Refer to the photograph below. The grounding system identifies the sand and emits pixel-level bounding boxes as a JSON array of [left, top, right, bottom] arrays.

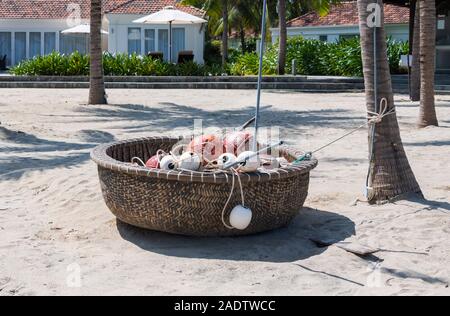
[[0, 89, 449, 296]]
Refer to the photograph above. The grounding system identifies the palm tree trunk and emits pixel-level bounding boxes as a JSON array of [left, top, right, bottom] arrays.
[[357, 0, 422, 203], [222, 0, 229, 65], [410, 1, 421, 101], [88, 0, 107, 105], [418, 0, 438, 128], [278, 0, 287, 75], [240, 24, 246, 53]]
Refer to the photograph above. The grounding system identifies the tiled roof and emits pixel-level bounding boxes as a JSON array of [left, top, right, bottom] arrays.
[[0, 0, 204, 19], [0, 0, 90, 19], [287, 1, 409, 28], [105, 0, 205, 16]]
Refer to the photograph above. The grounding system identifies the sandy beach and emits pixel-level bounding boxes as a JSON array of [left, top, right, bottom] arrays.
[[0, 88, 449, 296]]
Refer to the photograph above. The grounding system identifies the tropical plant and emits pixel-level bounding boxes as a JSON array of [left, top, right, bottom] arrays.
[[357, 0, 422, 203], [10, 52, 228, 77], [181, 0, 343, 62], [386, 38, 409, 74], [204, 40, 223, 64], [181, 0, 231, 64], [10, 37, 408, 78], [226, 36, 407, 77], [230, 52, 276, 75], [10, 51, 89, 76]]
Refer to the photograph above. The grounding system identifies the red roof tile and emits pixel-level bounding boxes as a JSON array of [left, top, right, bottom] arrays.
[[287, 1, 409, 28], [0, 0, 90, 19], [0, 0, 204, 19], [105, 0, 205, 17]]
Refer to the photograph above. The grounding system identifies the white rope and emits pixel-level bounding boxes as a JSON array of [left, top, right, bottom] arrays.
[[221, 168, 245, 230], [365, 98, 396, 193], [294, 98, 395, 164], [235, 169, 245, 207], [131, 157, 146, 167], [367, 98, 396, 124]]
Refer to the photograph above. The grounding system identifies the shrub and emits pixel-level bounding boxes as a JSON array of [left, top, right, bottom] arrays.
[[204, 40, 222, 65], [11, 51, 89, 76], [325, 37, 363, 77], [229, 52, 277, 76], [10, 37, 408, 77], [242, 37, 257, 53], [229, 36, 408, 77], [283, 37, 329, 75], [387, 38, 409, 74], [10, 52, 226, 77]]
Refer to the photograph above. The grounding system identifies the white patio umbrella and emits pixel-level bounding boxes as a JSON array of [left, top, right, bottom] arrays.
[[61, 24, 108, 55], [61, 24, 109, 35], [133, 6, 207, 62]]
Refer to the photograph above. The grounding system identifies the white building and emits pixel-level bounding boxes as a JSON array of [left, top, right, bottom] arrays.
[[271, 2, 409, 44], [0, 0, 206, 68], [271, 1, 450, 72]]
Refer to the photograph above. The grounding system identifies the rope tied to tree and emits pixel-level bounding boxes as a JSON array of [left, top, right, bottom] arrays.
[[293, 98, 396, 164], [367, 98, 396, 124]]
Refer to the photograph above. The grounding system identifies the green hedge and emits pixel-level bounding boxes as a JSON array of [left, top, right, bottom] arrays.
[[229, 36, 409, 77], [10, 51, 90, 76], [10, 52, 225, 76], [10, 37, 408, 77]]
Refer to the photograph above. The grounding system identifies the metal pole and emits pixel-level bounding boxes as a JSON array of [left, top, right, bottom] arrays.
[[366, 0, 379, 198], [252, 0, 268, 151], [169, 21, 173, 63]]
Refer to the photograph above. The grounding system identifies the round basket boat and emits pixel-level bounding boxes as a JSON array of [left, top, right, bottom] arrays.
[[91, 137, 318, 237]]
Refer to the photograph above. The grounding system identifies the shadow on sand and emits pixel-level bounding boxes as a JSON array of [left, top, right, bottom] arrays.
[[116, 207, 356, 263], [404, 140, 450, 147], [76, 102, 365, 135], [0, 126, 116, 180], [411, 197, 450, 212]]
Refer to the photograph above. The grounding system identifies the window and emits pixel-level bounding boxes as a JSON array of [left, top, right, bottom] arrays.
[[29, 32, 42, 58], [145, 29, 156, 54], [44, 32, 56, 55], [0, 32, 12, 66], [128, 28, 141, 54], [172, 28, 185, 62], [158, 29, 169, 61], [319, 35, 328, 42], [14, 32, 26, 64], [436, 14, 450, 45], [60, 33, 88, 55]]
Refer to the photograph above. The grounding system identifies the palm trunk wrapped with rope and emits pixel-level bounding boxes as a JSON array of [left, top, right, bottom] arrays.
[[357, 0, 422, 203]]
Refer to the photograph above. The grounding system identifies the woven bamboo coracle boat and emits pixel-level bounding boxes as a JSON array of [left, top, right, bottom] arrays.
[[91, 136, 318, 237]]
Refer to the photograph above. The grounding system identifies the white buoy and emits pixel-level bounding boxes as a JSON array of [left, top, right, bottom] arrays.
[[178, 152, 201, 171], [217, 153, 237, 169], [160, 155, 177, 171], [229, 205, 252, 230], [237, 151, 260, 172]]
